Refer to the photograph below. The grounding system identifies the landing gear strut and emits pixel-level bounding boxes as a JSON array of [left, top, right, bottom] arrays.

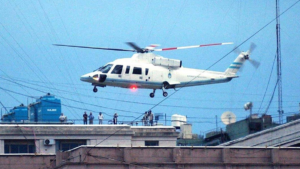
[[93, 86, 98, 93], [150, 89, 155, 98], [162, 83, 168, 97]]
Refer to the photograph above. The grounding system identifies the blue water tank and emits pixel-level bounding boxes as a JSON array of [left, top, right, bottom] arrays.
[[2, 113, 14, 122], [13, 106, 28, 121], [2, 105, 28, 122], [29, 103, 38, 122], [29, 94, 61, 122]]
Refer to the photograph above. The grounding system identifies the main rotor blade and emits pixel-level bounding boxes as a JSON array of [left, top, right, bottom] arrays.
[[53, 44, 136, 52], [126, 42, 144, 53], [152, 42, 233, 51]]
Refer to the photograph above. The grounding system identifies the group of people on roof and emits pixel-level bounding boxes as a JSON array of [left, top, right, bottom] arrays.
[[142, 110, 154, 126], [83, 112, 104, 125], [61, 110, 154, 126]]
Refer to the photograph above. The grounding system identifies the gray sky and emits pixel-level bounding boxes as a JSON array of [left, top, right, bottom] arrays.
[[0, 0, 300, 134]]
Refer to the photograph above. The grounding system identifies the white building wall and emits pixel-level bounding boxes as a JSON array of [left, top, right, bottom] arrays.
[[0, 125, 178, 154], [38, 139, 56, 154], [0, 140, 4, 153]]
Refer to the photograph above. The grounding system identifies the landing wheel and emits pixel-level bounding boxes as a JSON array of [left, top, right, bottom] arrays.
[[150, 93, 155, 98], [93, 86, 98, 93], [163, 92, 168, 97]]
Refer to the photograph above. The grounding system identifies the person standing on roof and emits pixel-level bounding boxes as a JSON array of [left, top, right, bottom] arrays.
[[98, 112, 103, 125], [113, 113, 118, 125], [143, 112, 148, 126], [59, 113, 67, 123], [148, 110, 154, 126], [83, 112, 88, 125], [89, 112, 94, 125]]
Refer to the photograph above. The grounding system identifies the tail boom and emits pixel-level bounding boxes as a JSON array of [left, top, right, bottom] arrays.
[[225, 53, 247, 75]]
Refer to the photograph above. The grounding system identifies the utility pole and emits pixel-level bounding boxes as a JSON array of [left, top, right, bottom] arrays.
[[276, 0, 284, 124]]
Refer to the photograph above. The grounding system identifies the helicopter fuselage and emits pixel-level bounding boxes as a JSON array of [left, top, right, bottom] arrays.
[[80, 53, 242, 97]]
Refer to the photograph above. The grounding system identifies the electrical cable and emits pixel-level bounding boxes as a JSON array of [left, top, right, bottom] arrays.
[[263, 80, 278, 114], [257, 54, 277, 114], [4, 76, 296, 112]]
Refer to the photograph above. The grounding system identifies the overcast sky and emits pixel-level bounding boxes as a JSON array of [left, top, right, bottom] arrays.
[[0, 0, 300, 134]]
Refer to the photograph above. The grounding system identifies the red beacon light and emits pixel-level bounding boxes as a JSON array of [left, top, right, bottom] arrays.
[[130, 85, 137, 91]]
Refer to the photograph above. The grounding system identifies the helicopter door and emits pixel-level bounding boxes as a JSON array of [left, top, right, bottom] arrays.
[[124, 66, 130, 78], [131, 67, 143, 84], [110, 65, 124, 86]]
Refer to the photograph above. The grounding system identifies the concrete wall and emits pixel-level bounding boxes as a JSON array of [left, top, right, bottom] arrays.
[[0, 154, 55, 169], [55, 146, 300, 169], [226, 119, 249, 140], [1, 146, 300, 169]]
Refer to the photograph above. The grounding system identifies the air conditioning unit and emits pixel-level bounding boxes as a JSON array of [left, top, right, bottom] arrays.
[[44, 139, 55, 146]]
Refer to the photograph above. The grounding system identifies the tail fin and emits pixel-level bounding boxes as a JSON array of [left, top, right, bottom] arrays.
[[225, 52, 248, 75]]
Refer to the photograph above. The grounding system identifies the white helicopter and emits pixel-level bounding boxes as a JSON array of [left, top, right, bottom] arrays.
[[54, 42, 259, 98]]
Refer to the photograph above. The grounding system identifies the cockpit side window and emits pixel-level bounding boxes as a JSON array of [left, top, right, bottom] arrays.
[[133, 67, 142, 75], [145, 68, 149, 75], [100, 64, 113, 73], [111, 65, 123, 74]]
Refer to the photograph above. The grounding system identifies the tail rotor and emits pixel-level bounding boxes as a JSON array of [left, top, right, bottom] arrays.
[[225, 43, 260, 75], [236, 43, 260, 71]]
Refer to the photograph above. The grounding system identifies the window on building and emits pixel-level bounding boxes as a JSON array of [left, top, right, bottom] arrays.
[[133, 67, 142, 75], [4, 140, 35, 154], [145, 68, 149, 75], [145, 141, 159, 146], [111, 65, 123, 74], [125, 66, 130, 74], [58, 140, 86, 152]]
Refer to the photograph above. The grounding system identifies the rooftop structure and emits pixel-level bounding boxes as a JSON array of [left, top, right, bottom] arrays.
[[0, 125, 178, 154], [221, 119, 300, 147]]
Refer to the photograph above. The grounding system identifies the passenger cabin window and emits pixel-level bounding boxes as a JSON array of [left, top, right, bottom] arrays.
[[133, 67, 142, 75], [145, 68, 149, 75], [111, 65, 123, 74], [125, 66, 130, 74], [100, 64, 113, 73]]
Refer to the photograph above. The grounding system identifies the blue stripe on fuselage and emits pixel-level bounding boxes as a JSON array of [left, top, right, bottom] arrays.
[[100, 77, 233, 89]]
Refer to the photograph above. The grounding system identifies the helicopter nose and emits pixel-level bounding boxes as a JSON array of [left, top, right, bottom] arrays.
[[80, 74, 93, 82]]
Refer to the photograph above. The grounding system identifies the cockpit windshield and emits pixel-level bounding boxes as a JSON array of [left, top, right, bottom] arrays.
[[95, 64, 113, 73]]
